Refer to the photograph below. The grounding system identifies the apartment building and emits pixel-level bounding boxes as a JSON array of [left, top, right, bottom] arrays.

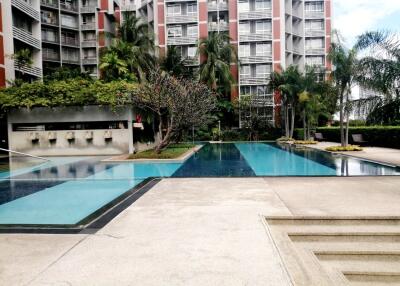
[[0, 0, 121, 86], [136, 0, 331, 124]]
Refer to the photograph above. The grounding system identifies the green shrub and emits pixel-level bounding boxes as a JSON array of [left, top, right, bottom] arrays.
[[326, 145, 363, 152], [293, 140, 317, 145]]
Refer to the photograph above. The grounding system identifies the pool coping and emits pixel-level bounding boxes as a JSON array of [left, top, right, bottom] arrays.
[[0, 177, 161, 234]]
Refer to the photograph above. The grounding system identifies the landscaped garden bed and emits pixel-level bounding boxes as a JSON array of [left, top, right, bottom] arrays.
[[128, 143, 197, 160]]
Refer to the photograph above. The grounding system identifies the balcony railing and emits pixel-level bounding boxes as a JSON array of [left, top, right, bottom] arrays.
[[167, 36, 198, 45], [42, 36, 59, 44], [62, 56, 80, 64], [239, 55, 272, 64], [184, 56, 199, 66], [241, 94, 274, 106], [305, 29, 325, 37], [121, 4, 136, 11], [239, 9, 272, 20], [208, 22, 229, 31], [41, 18, 59, 26], [80, 5, 97, 13], [40, 0, 58, 8], [62, 38, 79, 47], [240, 76, 270, 85], [305, 47, 325, 55], [82, 58, 97, 65], [14, 62, 42, 78], [239, 32, 272, 42], [166, 14, 197, 24], [11, 0, 40, 21], [12, 26, 41, 49], [60, 3, 78, 12], [304, 11, 325, 19], [42, 51, 60, 61], [81, 40, 97, 48], [207, 2, 228, 11], [81, 22, 96, 30]]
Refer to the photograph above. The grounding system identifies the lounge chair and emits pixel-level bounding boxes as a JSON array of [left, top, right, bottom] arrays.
[[352, 134, 368, 146], [314, 132, 326, 141]]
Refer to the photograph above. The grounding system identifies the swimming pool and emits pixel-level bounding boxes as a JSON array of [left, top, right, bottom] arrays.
[[1, 143, 399, 227]]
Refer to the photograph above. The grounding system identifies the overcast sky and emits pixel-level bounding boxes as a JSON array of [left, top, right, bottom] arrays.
[[333, 0, 400, 46]]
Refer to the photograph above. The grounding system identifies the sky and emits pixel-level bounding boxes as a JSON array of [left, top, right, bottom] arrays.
[[333, 0, 400, 46]]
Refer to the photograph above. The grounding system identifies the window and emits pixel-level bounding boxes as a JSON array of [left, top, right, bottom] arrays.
[[305, 56, 324, 66], [82, 15, 95, 24], [61, 14, 78, 28], [168, 25, 182, 37], [255, 20, 271, 33], [41, 11, 58, 25], [256, 64, 271, 77], [62, 47, 79, 62], [305, 20, 324, 30], [187, 25, 197, 36], [42, 29, 58, 42], [83, 32, 96, 41], [240, 65, 251, 78], [305, 1, 324, 12], [305, 38, 324, 49], [61, 31, 78, 45], [256, 86, 269, 96], [187, 3, 197, 14], [187, 46, 197, 57], [255, 0, 271, 10], [84, 48, 96, 58], [238, 0, 249, 12], [239, 44, 250, 57], [167, 4, 181, 16], [256, 43, 271, 56], [239, 22, 250, 34]]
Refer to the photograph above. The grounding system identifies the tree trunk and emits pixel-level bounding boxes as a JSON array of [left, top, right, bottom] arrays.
[[345, 112, 350, 147], [339, 90, 345, 147], [290, 107, 295, 139], [158, 114, 163, 142], [303, 110, 307, 141], [155, 116, 174, 154], [284, 105, 290, 138]]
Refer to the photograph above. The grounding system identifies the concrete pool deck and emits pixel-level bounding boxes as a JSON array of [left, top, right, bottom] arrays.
[[1, 177, 400, 285]]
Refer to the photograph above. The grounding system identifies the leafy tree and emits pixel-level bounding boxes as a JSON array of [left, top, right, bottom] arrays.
[[43, 66, 92, 82], [99, 51, 131, 82], [160, 46, 193, 78], [198, 32, 237, 94]]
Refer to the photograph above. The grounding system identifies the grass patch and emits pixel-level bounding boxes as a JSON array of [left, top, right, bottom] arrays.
[[293, 140, 318, 145], [128, 143, 196, 159], [325, 145, 363, 152]]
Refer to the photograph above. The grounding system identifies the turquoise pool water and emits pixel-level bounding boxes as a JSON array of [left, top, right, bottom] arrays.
[[1, 143, 399, 226]]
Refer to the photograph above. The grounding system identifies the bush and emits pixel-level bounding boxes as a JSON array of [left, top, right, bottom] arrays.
[[312, 126, 400, 149], [293, 140, 317, 145], [221, 128, 282, 141], [326, 145, 363, 152]]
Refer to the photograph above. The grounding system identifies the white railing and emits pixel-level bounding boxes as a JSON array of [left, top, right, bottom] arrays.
[[11, 0, 40, 21], [14, 62, 42, 78], [62, 56, 80, 64], [305, 47, 325, 55], [207, 2, 228, 11], [80, 5, 97, 13], [42, 51, 60, 61], [239, 55, 272, 64], [60, 3, 78, 11], [40, 0, 58, 8], [239, 9, 272, 20], [166, 14, 197, 24], [167, 36, 198, 45], [304, 11, 325, 19], [239, 32, 272, 42], [121, 4, 135, 11], [241, 95, 274, 106], [305, 29, 325, 37], [208, 22, 229, 31], [81, 40, 97, 47], [240, 76, 270, 85], [12, 26, 41, 49], [81, 22, 96, 30], [62, 39, 79, 47], [82, 58, 97, 65]]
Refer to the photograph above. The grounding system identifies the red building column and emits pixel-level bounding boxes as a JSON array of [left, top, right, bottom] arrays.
[[0, 1, 5, 87], [325, 0, 332, 71], [157, 0, 166, 57], [229, 0, 238, 101], [272, 0, 281, 126]]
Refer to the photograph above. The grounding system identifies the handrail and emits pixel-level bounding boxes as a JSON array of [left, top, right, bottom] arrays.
[[0, 148, 51, 162]]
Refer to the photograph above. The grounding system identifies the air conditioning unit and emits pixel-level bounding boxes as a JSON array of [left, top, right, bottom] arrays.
[[104, 130, 112, 139]]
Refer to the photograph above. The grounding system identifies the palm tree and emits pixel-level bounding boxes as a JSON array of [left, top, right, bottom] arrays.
[[198, 32, 237, 94], [11, 48, 33, 77], [99, 51, 130, 81], [160, 46, 192, 78]]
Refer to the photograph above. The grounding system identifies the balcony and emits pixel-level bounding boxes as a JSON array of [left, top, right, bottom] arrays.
[[81, 40, 97, 48], [241, 94, 274, 106], [208, 22, 229, 32], [121, 4, 135, 11], [240, 76, 270, 85], [62, 56, 80, 64], [42, 36, 59, 44], [14, 62, 42, 78], [80, 5, 97, 13], [184, 56, 199, 66], [81, 22, 96, 30], [42, 51, 60, 61], [13, 26, 41, 49], [60, 3, 78, 12], [82, 57, 97, 65], [207, 2, 228, 11], [166, 14, 197, 24], [304, 11, 325, 19], [305, 47, 325, 55], [11, 0, 40, 21], [239, 9, 272, 20], [239, 55, 272, 64], [239, 32, 272, 42], [62, 38, 79, 47], [40, 0, 58, 9], [305, 29, 325, 37], [167, 36, 198, 45]]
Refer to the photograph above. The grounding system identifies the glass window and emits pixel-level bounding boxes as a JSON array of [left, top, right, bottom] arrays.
[[255, 0, 271, 10], [41, 11, 58, 25], [238, 0, 249, 12], [187, 3, 197, 14], [167, 4, 181, 15], [255, 20, 271, 33], [239, 22, 250, 34], [305, 38, 324, 49], [61, 15, 78, 28], [239, 44, 250, 57], [256, 43, 271, 55], [187, 25, 197, 36], [240, 65, 251, 77], [305, 1, 324, 12], [187, 46, 197, 57], [256, 64, 270, 77], [305, 20, 324, 30], [305, 56, 324, 66], [168, 25, 182, 37]]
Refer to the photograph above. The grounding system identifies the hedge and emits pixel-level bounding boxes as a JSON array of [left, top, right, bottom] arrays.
[[295, 126, 400, 149]]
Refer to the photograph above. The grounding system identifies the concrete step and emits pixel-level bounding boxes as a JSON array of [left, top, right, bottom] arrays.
[[345, 272, 400, 286]]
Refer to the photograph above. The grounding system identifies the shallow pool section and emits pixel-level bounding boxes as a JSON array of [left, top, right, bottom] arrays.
[[0, 143, 399, 226]]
